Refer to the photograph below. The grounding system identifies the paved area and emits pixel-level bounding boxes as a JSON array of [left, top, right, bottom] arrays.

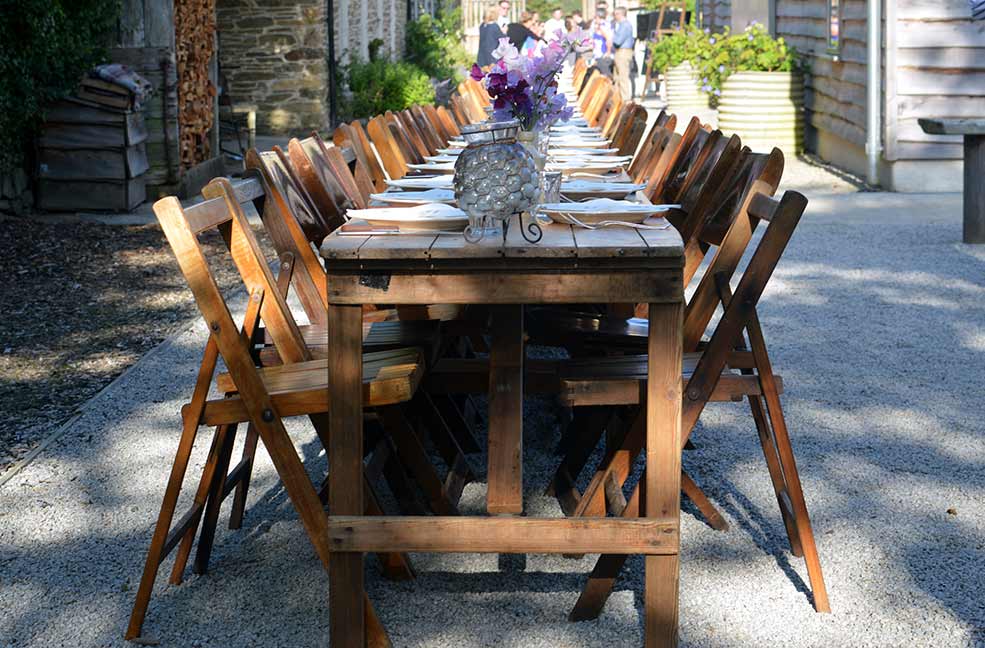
[[3, 167, 985, 646]]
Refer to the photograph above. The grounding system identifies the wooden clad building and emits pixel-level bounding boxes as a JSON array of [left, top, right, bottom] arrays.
[[702, 0, 985, 191]]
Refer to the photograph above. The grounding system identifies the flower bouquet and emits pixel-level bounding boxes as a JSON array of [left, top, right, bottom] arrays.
[[470, 31, 589, 133]]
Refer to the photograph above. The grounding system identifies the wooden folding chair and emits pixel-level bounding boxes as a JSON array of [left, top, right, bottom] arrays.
[[558, 190, 830, 619], [435, 105, 462, 139], [242, 150, 479, 492], [333, 120, 388, 192], [611, 104, 649, 157], [448, 94, 472, 126], [287, 134, 370, 211], [366, 115, 410, 181], [629, 109, 678, 182], [125, 178, 429, 643]]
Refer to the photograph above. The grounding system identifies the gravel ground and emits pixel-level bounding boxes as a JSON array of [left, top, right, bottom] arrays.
[[0, 215, 268, 477], [2, 175, 985, 646]]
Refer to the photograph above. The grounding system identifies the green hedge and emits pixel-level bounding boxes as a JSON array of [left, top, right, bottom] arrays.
[[0, 0, 120, 173], [342, 56, 436, 120], [404, 8, 470, 83]]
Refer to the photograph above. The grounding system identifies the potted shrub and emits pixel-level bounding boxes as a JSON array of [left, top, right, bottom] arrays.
[[649, 28, 708, 116], [697, 23, 804, 153]]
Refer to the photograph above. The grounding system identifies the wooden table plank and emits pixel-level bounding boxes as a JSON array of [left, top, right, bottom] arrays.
[[504, 219, 578, 258], [357, 234, 439, 260], [918, 118, 985, 135], [572, 226, 651, 258], [321, 235, 369, 259]]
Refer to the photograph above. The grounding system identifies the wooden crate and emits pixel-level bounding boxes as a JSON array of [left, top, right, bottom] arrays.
[[38, 97, 149, 211]]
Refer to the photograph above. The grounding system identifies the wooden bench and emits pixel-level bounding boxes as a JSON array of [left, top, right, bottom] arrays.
[[918, 118, 985, 243]]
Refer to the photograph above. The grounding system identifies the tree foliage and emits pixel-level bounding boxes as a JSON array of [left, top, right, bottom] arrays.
[[0, 0, 120, 172], [404, 7, 471, 83]]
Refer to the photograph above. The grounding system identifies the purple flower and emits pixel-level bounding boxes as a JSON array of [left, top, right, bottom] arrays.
[[703, 28, 710, 34], [747, 34, 754, 41], [470, 63, 484, 81], [713, 89, 721, 96], [718, 65, 725, 73], [709, 37, 716, 45]]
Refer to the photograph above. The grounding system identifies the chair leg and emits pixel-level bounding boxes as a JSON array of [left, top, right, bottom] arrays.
[[545, 406, 610, 500], [680, 470, 729, 531], [168, 423, 235, 585], [125, 411, 202, 640], [748, 395, 802, 556], [760, 388, 830, 613], [194, 422, 239, 575], [569, 480, 643, 622], [380, 406, 459, 516], [228, 422, 259, 530]]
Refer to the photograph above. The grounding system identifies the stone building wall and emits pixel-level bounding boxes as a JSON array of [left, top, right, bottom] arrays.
[[217, 0, 329, 135], [334, 0, 407, 63]]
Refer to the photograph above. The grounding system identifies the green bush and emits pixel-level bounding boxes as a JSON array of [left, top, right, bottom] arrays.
[[0, 0, 120, 173], [404, 8, 470, 82], [342, 58, 436, 120], [693, 23, 800, 103]]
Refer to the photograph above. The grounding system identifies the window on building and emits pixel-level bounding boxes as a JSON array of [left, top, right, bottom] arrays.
[[827, 0, 842, 55]]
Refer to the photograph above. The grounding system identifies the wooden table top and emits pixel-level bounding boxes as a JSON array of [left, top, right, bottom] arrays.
[[918, 118, 985, 136], [320, 217, 683, 269]]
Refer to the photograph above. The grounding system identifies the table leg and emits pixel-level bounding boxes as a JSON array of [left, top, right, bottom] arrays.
[[963, 134, 985, 244], [645, 302, 682, 648], [487, 304, 524, 515], [328, 304, 365, 648]]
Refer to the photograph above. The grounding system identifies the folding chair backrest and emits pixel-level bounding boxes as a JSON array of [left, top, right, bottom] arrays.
[[647, 116, 713, 201], [333, 121, 388, 192], [395, 110, 433, 159], [613, 105, 649, 157], [449, 94, 471, 126], [682, 147, 784, 348], [285, 137, 354, 222], [630, 110, 678, 182], [596, 90, 623, 134], [435, 105, 461, 138], [240, 150, 329, 324], [156, 179, 310, 372], [385, 111, 425, 164], [410, 105, 443, 153], [682, 190, 807, 435], [366, 115, 409, 180], [290, 135, 369, 211]]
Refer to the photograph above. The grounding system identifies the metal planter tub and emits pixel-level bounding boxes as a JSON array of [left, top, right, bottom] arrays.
[[718, 71, 804, 154], [665, 62, 709, 115]]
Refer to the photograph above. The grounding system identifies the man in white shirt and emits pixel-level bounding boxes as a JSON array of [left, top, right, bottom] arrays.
[[497, 0, 511, 32], [543, 7, 565, 41]]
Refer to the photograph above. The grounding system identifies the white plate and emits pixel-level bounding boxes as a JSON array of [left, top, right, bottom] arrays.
[[436, 147, 464, 155], [407, 162, 456, 174], [559, 180, 647, 199], [385, 176, 454, 191], [549, 154, 633, 165], [537, 199, 678, 225], [346, 203, 468, 232], [548, 160, 628, 174], [424, 154, 460, 163], [549, 147, 620, 156], [548, 138, 611, 149], [369, 188, 456, 206]]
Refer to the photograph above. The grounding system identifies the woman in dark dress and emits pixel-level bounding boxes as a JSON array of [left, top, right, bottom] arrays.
[[506, 11, 539, 51], [477, 6, 504, 68]]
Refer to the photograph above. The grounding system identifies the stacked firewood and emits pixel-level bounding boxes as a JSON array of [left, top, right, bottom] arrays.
[[174, 0, 217, 169]]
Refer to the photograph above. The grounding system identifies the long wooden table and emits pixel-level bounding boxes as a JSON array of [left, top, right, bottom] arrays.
[[320, 217, 685, 646]]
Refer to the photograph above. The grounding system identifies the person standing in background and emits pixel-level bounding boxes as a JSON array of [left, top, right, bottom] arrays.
[[591, 7, 613, 78], [507, 11, 540, 52], [571, 9, 585, 30], [477, 5, 504, 68], [544, 7, 565, 41], [611, 6, 635, 100], [497, 0, 511, 32]]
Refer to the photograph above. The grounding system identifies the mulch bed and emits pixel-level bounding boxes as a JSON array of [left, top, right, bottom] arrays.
[[0, 215, 262, 475]]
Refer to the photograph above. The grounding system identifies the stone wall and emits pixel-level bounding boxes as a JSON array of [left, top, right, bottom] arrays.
[[217, 0, 329, 135], [334, 0, 407, 63]]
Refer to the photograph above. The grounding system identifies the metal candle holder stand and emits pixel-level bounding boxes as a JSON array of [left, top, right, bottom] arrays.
[[463, 211, 543, 245]]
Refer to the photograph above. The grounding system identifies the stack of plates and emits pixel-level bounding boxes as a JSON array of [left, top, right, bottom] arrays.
[[369, 188, 456, 206], [345, 203, 468, 232], [537, 199, 678, 226]]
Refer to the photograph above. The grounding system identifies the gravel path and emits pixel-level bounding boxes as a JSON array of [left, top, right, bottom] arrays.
[[2, 179, 985, 646]]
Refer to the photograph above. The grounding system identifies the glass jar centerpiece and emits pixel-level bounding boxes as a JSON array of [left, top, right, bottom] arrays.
[[466, 31, 591, 234], [454, 120, 539, 242]]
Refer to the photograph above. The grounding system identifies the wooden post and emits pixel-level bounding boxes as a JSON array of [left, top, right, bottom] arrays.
[[328, 304, 365, 648], [964, 134, 985, 244], [644, 302, 682, 648], [486, 305, 524, 515]]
